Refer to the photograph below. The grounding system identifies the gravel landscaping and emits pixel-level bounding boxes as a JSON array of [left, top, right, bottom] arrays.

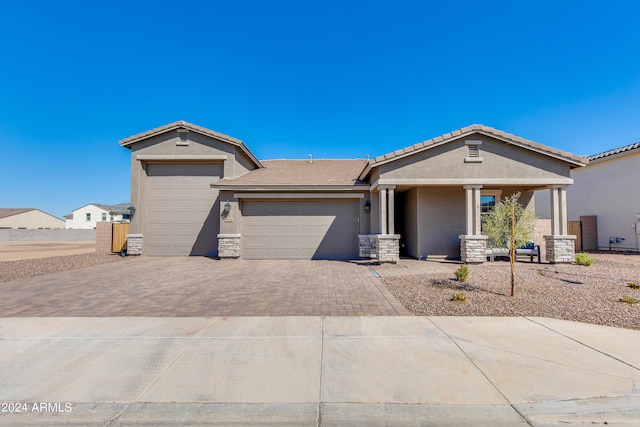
[[378, 253, 640, 330], [0, 253, 128, 283]]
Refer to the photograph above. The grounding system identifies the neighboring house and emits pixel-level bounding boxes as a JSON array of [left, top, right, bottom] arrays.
[[120, 121, 586, 262], [0, 208, 64, 229], [536, 142, 639, 252], [65, 203, 132, 229]]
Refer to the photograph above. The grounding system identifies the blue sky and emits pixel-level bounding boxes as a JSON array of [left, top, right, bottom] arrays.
[[2, 1, 639, 219]]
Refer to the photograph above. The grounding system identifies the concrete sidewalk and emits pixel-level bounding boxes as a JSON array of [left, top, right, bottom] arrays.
[[1, 316, 640, 426]]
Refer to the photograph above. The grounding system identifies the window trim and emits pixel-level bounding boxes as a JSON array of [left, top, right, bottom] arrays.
[[480, 190, 502, 215]]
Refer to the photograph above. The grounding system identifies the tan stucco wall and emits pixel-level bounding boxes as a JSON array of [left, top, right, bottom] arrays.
[[566, 151, 640, 251], [370, 190, 380, 234], [219, 191, 239, 235], [0, 210, 64, 229], [379, 135, 571, 182], [402, 188, 419, 257], [397, 187, 536, 259], [414, 187, 466, 258]]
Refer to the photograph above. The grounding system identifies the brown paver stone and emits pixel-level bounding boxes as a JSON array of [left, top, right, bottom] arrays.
[[0, 258, 410, 316]]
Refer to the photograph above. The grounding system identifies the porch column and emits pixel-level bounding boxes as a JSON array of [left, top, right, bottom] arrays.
[[388, 187, 395, 235], [464, 185, 483, 235], [376, 185, 399, 263], [379, 186, 387, 234], [460, 185, 486, 264], [545, 185, 575, 263], [378, 185, 396, 235]]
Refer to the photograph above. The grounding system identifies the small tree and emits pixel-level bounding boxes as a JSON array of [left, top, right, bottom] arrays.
[[481, 192, 537, 296]]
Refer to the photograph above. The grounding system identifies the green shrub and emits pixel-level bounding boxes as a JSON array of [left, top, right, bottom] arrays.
[[627, 282, 639, 289], [619, 295, 638, 304], [450, 292, 467, 302], [575, 253, 595, 266], [454, 264, 469, 282]]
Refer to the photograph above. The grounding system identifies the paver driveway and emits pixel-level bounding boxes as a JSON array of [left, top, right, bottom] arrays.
[[0, 257, 409, 316]]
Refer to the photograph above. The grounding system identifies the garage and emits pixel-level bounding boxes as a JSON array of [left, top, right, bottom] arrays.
[[241, 200, 359, 259], [146, 163, 222, 256]]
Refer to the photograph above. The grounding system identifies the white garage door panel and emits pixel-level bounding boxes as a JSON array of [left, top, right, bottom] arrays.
[[242, 200, 358, 260], [146, 163, 221, 256]]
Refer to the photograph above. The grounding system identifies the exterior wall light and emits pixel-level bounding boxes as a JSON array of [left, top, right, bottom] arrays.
[[127, 205, 136, 218], [364, 200, 371, 213], [222, 202, 232, 216]]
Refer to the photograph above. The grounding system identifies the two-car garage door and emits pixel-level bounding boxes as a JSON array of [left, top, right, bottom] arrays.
[[241, 200, 359, 259]]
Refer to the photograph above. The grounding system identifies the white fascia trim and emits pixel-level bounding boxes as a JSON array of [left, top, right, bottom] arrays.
[[377, 178, 574, 185], [215, 185, 369, 191], [234, 193, 365, 199], [474, 131, 587, 167], [358, 163, 373, 181], [137, 155, 228, 161]]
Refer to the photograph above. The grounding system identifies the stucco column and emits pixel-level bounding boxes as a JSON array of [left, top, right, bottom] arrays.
[[388, 187, 395, 235], [545, 185, 575, 263], [465, 186, 473, 235], [464, 185, 483, 235], [559, 186, 568, 235], [550, 185, 560, 235], [549, 185, 569, 235], [473, 186, 482, 235], [379, 186, 387, 235]]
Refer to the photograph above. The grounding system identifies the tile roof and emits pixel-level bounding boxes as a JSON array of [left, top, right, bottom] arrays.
[[0, 208, 35, 220], [588, 142, 640, 161], [370, 124, 588, 167], [213, 159, 369, 188], [119, 121, 263, 168]]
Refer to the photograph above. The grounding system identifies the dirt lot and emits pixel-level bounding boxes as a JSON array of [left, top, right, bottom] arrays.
[[0, 241, 96, 261]]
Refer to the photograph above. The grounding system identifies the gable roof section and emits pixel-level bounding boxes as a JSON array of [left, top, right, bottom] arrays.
[[0, 208, 35, 220], [212, 159, 369, 190], [588, 141, 640, 162], [70, 203, 132, 215], [360, 124, 588, 180], [119, 121, 263, 168]]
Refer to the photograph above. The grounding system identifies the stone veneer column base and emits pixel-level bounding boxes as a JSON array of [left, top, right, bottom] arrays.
[[126, 234, 143, 255], [459, 235, 487, 264], [217, 234, 241, 259], [375, 234, 400, 263], [358, 234, 377, 260], [544, 235, 576, 264]]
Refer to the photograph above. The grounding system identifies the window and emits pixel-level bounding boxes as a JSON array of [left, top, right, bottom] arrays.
[[86, 213, 91, 221], [481, 195, 496, 214], [480, 190, 502, 232], [110, 214, 114, 221], [481, 190, 502, 215], [102, 213, 107, 221]]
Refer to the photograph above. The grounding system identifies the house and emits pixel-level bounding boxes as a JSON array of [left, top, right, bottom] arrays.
[[537, 142, 639, 252], [120, 121, 587, 263], [65, 203, 132, 229], [0, 208, 64, 229]]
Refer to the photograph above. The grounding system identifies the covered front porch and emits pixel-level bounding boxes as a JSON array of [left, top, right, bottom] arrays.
[[362, 183, 576, 264]]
